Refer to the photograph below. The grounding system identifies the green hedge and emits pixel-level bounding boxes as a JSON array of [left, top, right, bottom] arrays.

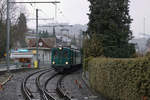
[[88, 57, 150, 100], [83, 57, 93, 71]]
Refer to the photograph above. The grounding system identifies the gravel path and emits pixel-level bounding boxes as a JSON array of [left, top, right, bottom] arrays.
[[63, 70, 106, 100], [0, 73, 10, 84], [0, 69, 38, 100]]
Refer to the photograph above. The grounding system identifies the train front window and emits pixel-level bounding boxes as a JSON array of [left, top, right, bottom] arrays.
[[53, 50, 58, 58], [63, 50, 68, 58]]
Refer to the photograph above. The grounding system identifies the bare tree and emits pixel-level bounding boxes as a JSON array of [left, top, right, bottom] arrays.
[[0, 0, 18, 58], [0, 0, 7, 22], [0, 0, 18, 23]]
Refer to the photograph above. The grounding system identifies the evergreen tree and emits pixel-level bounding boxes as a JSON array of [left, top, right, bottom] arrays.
[[39, 30, 50, 38], [14, 13, 27, 47], [84, 34, 104, 57], [146, 38, 150, 49], [87, 0, 135, 58]]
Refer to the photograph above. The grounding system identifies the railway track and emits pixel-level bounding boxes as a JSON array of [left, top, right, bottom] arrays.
[[56, 68, 82, 100], [37, 70, 59, 100], [22, 68, 79, 100], [43, 73, 71, 100], [56, 74, 71, 100], [21, 69, 53, 100]]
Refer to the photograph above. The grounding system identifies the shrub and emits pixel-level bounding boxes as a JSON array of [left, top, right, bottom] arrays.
[[88, 57, 150, 100], [145, 52, 150, 57], [83, 34, 104, 58], [83, 57, 93, 71]]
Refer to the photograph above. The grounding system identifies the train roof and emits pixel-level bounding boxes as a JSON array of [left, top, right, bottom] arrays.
[[52, 46, 80, 52]]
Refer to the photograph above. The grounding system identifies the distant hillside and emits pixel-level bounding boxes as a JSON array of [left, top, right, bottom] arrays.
[[38, 23, 88, 37], [130, 37, 148, 53]]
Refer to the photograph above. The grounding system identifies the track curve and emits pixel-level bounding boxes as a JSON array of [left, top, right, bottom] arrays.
[[21, 69, 52, 100]]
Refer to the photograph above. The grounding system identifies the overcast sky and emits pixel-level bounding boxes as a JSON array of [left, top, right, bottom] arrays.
[[130, 0, 150, 37], [17, 0, 90, 27], [16, 0, 150, 38]]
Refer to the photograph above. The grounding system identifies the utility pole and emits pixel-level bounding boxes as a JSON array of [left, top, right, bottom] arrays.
[[6, 1, 60, 69], [53, 26, 56, 37], [80, 30, 83, 49], [51, 3, 58, 21], [6, 0, 10, 72], [55, 4, 57, 21], [36, 9, 39, 68], [144, 17, 146, 34]]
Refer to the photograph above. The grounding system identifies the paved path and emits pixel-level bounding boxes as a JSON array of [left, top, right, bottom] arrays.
[[0, 64, 17, 72], [0, 69, 36, 100], [63, 70, 106, 100]]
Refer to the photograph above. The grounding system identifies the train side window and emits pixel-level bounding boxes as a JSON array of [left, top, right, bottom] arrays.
[[76, 52, 80, 57]]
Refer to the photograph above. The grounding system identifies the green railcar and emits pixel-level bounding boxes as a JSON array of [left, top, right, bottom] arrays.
[[51, 47, 81, 72]]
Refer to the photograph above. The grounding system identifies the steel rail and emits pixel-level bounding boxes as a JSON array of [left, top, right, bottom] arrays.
[[43, 73, 59, 100], [36, 70, 56, 100], [56, 68, 81, 100], [56, 74, 71, 100], [21, 69, 52, 100]]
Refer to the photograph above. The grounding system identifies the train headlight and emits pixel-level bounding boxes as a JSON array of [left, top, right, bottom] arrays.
[[52, 61, 55, 64], [59, 47, 62, 50], [65, 62, 69, 64]]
